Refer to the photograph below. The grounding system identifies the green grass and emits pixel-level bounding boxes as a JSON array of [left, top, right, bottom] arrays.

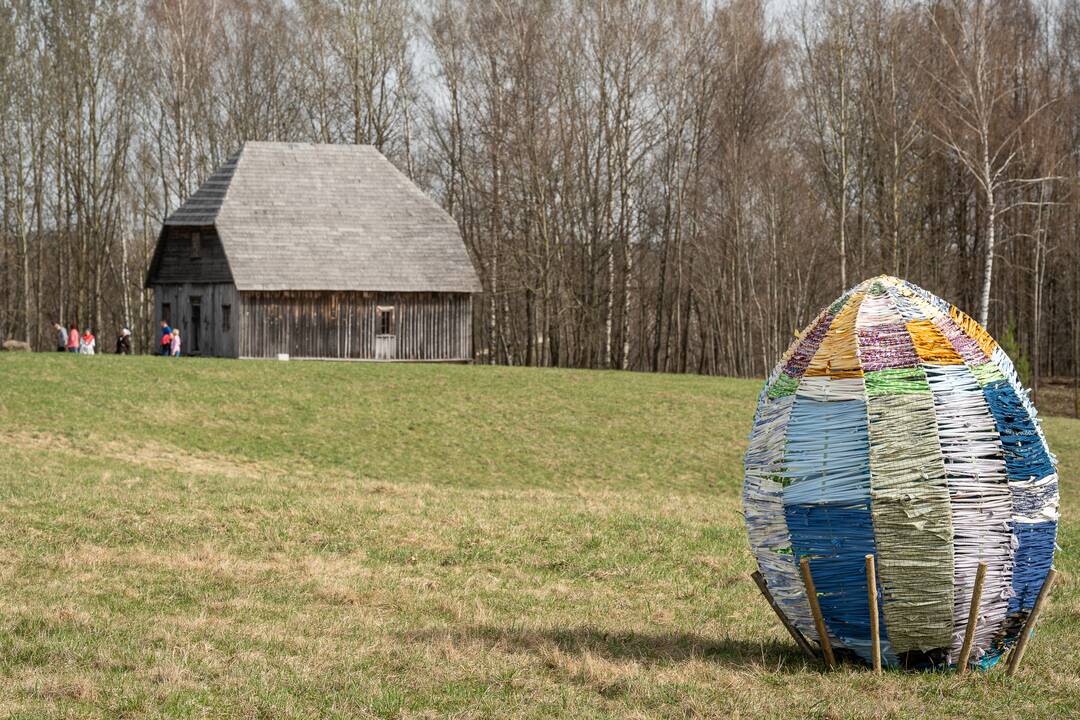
[[0, 353, 1077, 719]]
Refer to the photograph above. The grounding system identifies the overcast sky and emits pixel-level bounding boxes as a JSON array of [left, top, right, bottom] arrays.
[[766, 0, 801, 27]]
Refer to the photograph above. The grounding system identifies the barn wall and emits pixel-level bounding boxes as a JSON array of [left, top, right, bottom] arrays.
[[237, 291, 472, 361], [152, 283, 239, 358], [148, 226, 233, 285]]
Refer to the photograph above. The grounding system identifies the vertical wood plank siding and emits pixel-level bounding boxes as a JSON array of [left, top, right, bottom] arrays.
[[151, 282, 239, 357], [237, 291, 472, 361]]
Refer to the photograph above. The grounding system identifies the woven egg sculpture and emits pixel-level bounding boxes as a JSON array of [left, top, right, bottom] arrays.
[[744, 276, 1058, 670]]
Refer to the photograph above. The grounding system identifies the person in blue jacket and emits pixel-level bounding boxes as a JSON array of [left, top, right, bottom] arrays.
[[159, 320, 173, 356]]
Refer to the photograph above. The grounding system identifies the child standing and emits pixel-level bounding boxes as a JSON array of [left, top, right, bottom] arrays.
[[79, 328, 96, 355], [67, 324, 79, 353], [170, 328, 181, 357]]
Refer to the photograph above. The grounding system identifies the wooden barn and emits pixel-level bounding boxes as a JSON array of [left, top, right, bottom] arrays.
[[146, 142, 480, 360]]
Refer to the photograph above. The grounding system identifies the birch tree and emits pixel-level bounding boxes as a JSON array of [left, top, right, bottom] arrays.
[[925, 0, 1058, 327]]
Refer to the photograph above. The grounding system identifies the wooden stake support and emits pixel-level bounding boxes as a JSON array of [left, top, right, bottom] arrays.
[[751, 570, 818, 661], [799, 556, 835, 668], [956, 562, 987, 675], [1006, 568, 1058, 677], [865, 554, 881, 674]]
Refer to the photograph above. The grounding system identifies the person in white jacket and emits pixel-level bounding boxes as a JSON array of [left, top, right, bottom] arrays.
[[78, 328, 96, 355]]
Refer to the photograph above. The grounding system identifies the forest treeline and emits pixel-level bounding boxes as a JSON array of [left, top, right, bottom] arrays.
[[1, 0, 1079, 395]]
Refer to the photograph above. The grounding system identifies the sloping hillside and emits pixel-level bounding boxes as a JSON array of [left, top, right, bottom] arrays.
[[0, 355, 1076, 719]]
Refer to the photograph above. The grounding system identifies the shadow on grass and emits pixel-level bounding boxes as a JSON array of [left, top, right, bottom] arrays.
[[402, 624, 814, 672]]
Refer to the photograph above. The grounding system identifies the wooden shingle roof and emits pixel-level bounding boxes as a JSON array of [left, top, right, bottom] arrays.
[[161, 142, 481, 293]]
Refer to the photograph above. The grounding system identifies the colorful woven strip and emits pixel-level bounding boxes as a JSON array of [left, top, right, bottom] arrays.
[[743, 275, 1058, 670]]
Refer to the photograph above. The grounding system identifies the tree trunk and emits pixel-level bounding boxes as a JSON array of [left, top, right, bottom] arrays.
[[978, 149, 995, 328]]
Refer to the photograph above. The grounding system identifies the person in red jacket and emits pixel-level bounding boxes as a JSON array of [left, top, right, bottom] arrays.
[[67, 324, 79, 353]]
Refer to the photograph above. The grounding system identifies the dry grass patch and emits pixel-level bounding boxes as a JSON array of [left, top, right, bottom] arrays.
[[0, 430, 270, 480]]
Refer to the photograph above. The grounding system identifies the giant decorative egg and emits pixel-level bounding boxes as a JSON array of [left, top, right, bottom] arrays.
[[743, 276, 1058, 669]]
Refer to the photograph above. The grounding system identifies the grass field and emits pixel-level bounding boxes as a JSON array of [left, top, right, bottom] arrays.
[[0, 354, 1077, 719]]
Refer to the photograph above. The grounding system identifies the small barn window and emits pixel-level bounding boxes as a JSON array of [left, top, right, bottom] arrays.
[[222, 304, 232, 332], [377, 305, 395, 335], [190, 231, 201, 259], [162, 302, 172, 323]]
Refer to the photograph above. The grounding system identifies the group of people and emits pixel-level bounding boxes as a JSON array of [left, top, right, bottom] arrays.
[[54, 323, 107, 355], [159, 321, 181, 357], [51, 323, 159, 355]]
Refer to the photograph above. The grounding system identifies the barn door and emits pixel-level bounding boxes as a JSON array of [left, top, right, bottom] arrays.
[[189, 296, 201, 354], [375, 305, 396, 360]]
